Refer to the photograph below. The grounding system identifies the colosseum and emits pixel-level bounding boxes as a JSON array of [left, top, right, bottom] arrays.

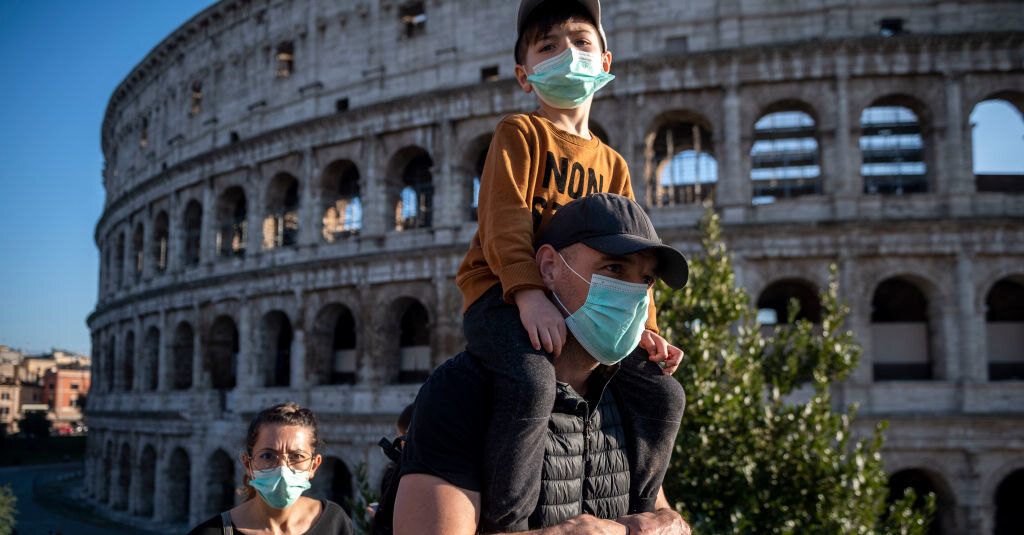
[[85, 0, 1023, 532]]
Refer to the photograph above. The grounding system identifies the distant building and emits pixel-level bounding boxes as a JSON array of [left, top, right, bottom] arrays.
[[0, 379, 19, 434], [44, 366, 90, 433], [0, 348, 90, 434]]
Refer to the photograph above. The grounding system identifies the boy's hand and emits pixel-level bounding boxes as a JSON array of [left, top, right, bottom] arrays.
[[514, 288, 567, 357], [639, 330, 684, 375]]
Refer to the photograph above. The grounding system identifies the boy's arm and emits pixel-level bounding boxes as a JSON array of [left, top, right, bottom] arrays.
[[477, 120, 547, 301]]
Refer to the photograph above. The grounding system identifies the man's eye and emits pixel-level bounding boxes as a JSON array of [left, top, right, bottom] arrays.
[[604, 264, 622, 274]]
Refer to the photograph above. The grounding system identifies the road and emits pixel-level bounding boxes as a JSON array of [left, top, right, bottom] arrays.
[[0, 462, 164, 535]]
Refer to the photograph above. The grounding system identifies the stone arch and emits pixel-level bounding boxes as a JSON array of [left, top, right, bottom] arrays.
[[204, 449, 236, 519], [113, 441, 131, 510], [105, 334, 116, 393], [308, 455, 354, 513], [204, 315, 238, 390], [137, 443, 156, 517], [115, 231, 126, 288], [132, 222, 144, 281], [644, 110, 717, 207], [122, 330, 135, 392], [215, 186, 248, 258], [888, 467, 955, 535], [870, 276, 934, 381], [461, 134, 492, 223], [750, 100, 822, 204], [859, 94, 930, 195], [152, 210, 169, 272], [263, 172, 300, 249], [994, 468, 1024, 535], [309, 303, 358, 385], [260, 310, 294, 387], [165, 447, 191, 522], [183, 199, 203, 266], [395, 297, 431, 384], [143, 326, 160, 391], [755, 278, 821, 326], [984, 276, 1024, 381], [970, 91, 1024, 193], [387, 146, 434, 230], [321, 159, 362, 241], [101, 438, 113, 503], [171, 321, 194, 390]]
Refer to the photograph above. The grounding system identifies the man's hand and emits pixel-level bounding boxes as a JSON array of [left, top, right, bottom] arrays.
[[515, 288, 567, 357], [616, 509, 691, 535], [639, 330, 684, 375], [545, 514, 628, 534]]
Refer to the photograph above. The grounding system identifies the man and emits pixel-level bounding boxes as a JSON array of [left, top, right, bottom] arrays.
[[394, 193, 692, 535]]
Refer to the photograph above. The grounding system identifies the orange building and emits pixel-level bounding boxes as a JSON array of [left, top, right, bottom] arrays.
[[43, 366, 90, 432]]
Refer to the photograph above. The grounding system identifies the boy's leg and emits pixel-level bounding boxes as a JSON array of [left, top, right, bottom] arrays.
[[611, 346, 686, 513], [464, 284, 555, 532]]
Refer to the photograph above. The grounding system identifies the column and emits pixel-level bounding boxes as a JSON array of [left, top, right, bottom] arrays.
[[956, 252, 986, 383], [299, 147, 318, 247], [434, 120, 459, 229], [943, 74, 973, 195], [192, 305, 204, 389], [237, 299, 255, 390], [361, 134, 386, 238], [167, 192, 181, 272], [718, 73, 748, 213], [833, 55, 857, 198], [246, 168, 263, 255], [200, 181, 214, 264], [132, 315, 143, 391]]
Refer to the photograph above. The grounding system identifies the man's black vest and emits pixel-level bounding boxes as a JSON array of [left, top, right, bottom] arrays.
[[529, 382, 630, 528]]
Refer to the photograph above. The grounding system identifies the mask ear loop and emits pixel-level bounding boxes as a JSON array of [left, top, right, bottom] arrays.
[[556, 252, 591, 285]]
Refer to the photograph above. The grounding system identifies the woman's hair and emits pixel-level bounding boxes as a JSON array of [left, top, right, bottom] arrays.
[[239, 402, 323, 500]]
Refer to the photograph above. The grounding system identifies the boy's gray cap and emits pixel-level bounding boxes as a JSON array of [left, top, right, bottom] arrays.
[[516, 0, 607, 51], [538, 193, 689, 290]]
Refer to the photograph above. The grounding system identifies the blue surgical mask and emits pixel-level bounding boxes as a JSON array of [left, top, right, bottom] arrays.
[[526, 48, 615, 109], [249, 465, 312, 509], [553, 253, 649, 365]]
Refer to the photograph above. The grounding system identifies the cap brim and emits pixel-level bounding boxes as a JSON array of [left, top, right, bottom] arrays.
[[581, 234, 689, 290]]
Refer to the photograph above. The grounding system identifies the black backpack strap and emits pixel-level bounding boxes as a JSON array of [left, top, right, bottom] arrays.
[[378, 435, 405, 463], [221, 511, 234, 535]]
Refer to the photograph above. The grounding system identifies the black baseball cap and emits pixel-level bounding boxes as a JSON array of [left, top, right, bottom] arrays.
[[516, 0, 607, 54], [538, 193, 689, 289]]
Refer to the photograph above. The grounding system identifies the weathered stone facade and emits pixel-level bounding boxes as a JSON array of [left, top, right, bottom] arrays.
[[87, 0, 1024, 532]]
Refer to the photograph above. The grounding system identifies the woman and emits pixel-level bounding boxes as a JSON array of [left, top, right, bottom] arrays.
[[187, 402, 354, 535]]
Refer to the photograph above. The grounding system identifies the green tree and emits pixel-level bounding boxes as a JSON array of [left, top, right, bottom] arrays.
[[0, 484, 16, 535], [655, 209, 933, 534]]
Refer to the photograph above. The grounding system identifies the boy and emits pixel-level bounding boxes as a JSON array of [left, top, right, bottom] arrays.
[[455, 1, 687, 531]]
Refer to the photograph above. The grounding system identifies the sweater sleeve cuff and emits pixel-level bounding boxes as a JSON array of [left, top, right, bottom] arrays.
[[499, 261, 546, 303]]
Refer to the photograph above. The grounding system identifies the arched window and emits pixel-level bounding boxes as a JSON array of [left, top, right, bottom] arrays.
[[143, 327, 160, 391], [465, 137, 491, 222], [888, 469, 947, 535], [153, 211, 169, 272], [861, 104, 927, 194], [183, 200, 203, 266], [649, 118, 717, 206], [115, 232, 125, 288], [971, 96, 1024, 193], [756, 279, 821, 326], [263, 174, 300, 250], [750, 109, 820, 204], [113, 442, 131, 510], [307, 456, 354, 512], [216, 187, 247, 258], [276, 41, 294, 78], [312, 304, 358, 385], [321, 160, 362, 242], [995, 469, 1024, 535], [205, 450, 236, 518], [137, 444, 156, 516], [166, 447, 191, 521], [132, 223, 144, 281], [986, 279, 1024, 381], [122, 331, 135, 392], [172, 322, 194, 390], [871, 278, 932, 381], [261, 311, 293, 387], [205, 316, 239, 390], [398, 300, 430, 383], [392, 150, 434, 230]]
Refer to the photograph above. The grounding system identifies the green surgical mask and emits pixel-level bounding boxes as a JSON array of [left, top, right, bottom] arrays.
[[527, 48, 615, 109], [249, 465, 312, 509]]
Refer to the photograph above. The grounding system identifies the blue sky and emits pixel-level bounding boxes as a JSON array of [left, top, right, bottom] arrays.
[[0, 1, 1020, 357], [0, 1, 214, 355]]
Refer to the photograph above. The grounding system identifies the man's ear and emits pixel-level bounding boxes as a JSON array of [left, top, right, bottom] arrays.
[[536, 244, 559, 287]]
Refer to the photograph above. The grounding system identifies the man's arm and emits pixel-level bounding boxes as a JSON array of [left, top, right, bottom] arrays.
[[394, 474, 629, 535], [615, 487, 691, 535]]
